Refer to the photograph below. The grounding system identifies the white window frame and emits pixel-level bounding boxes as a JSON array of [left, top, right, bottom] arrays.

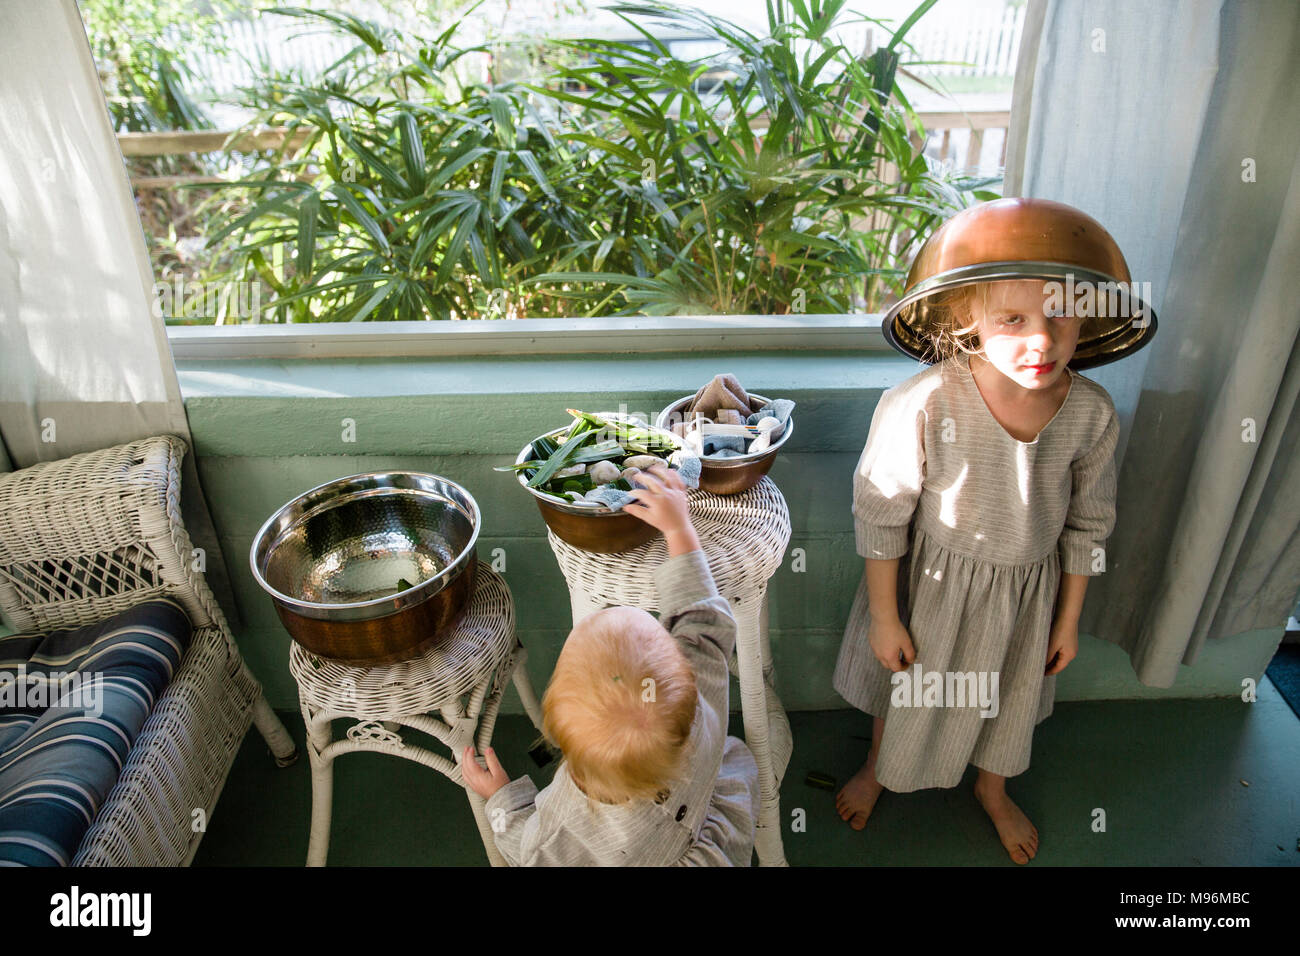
[[167, 314, 889, 360]]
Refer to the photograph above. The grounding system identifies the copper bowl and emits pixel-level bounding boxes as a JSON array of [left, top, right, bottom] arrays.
[[514, 415, 683, 553], [882, 197, 1157, 370], [654, 393, 793, 495], [250, 472, 479, 664]]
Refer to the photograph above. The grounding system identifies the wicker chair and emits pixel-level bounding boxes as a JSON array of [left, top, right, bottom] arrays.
[[0, 434, 297, 865]]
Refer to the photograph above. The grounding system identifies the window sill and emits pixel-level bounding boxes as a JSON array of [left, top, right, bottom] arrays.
[[167, 314, 888, 360]]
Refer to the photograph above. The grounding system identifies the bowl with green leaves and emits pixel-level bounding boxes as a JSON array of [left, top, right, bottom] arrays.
[[499, 409, 687, 552]]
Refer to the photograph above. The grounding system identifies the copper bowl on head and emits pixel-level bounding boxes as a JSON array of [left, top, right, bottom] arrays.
[[655, 393, 793, 495], [882, 197, 1157, 370], [250, 472, 479, 665], [515, 415, 683, 553]]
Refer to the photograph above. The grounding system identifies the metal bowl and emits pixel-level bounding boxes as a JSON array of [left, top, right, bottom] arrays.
[[250, 472, 480, 664], [514, 414, 681, 553], [882, 197, 1158, 370], [654, 393, 793, 495]]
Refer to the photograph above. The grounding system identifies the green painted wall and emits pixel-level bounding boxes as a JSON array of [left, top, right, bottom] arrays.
[[175, 350, 1285, 712]]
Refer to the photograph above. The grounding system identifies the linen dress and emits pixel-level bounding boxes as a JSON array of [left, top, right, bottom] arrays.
[[832, 352, 1119, 791], [485, 549, 759, 866]]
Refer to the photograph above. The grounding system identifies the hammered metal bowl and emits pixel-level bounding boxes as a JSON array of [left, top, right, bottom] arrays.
[[882, 197, 1158, 370], [250, 472, 479, 664], [654, 393, 793, 495]]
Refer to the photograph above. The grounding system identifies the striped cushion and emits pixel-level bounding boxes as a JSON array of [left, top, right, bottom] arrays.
[[0, 599, 192, 866]]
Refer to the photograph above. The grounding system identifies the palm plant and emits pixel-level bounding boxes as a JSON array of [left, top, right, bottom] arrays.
[[206, 0, 997, 322], [207, 5, 591, 321], [524, 0, 999, 315]]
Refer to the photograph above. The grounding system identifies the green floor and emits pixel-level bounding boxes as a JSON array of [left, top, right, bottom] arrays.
[[194, 677, 1300, 867]]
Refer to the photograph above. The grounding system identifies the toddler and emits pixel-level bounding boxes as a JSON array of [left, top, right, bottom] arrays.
[[834, 275, 1121, 864], [462, 463, 759, 866]]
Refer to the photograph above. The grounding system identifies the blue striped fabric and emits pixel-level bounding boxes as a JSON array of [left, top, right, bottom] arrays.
[[0, 599, 192, 866]]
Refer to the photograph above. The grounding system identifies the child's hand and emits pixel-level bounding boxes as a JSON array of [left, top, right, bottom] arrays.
[[869, 617, 916, 673], [461, 745, 510, 799], [625, 464, 696, 547], [1044, 619, 1079, 675]]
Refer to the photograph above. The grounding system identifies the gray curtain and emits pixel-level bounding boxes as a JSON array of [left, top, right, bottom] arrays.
[[0, 0, 242, 629], [1006, 0, 1299, 685]]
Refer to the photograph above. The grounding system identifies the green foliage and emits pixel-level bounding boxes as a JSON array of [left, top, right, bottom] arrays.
[[79, 0, 235, 131], [524, 0, 1000, 315], [201, 0, 1000, 322]]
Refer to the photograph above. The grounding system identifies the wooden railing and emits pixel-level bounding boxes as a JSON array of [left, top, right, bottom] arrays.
[[913, 110, 1011, 171], [119, 129, 312, 187]]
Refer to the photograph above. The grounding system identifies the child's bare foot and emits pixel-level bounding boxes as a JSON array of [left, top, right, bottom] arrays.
[[835, 758, 884, 830], [974, 779, 1039, 863]]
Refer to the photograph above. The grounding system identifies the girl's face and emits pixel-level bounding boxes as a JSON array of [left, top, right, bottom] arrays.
[[972, 279, 1080, 391]]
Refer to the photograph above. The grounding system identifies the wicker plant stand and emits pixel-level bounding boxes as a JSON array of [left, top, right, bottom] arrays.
[[545, 475, 793, 866], [0, 435, 298, 866], [289, 565, 544, 866]]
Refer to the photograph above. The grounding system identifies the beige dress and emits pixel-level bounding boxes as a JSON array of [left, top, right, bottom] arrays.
[[833, 353, 1118, 791]]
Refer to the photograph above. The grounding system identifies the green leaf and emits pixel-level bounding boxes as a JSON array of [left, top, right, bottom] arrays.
[[487, 92, 515, 147], [567, 440, 626, 464], [489, 150, 508, 210], [516, 149, 557, 200], [467, 230, 495, 287], [435, 207, 481, 287], [296, 192, 319, 278], [592, 236, 615, 271], [348, 280, 401, 322], [339, 131, 411, 195], [263, 275, 388, 309], [425, 146, 493, 192], [398, 111, 427, 191], [522, 271, 667, 290], [527, 428, 596, 488], [205, 191, 297, 248], [886, 0, 940, 52], [330, 185, 391, 253]]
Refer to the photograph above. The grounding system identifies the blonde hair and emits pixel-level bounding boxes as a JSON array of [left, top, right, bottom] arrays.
[[919, 282, 986, 366], [919, 279, 1096, 366], [541, 606, 698, 805]]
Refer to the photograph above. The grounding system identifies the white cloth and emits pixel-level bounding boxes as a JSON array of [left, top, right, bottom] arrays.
[[0, 0, 241, 625]]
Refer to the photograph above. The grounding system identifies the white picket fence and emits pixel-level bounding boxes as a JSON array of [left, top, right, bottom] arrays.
[[187, 3, 1026, 103], [185, 16, 367, 125], [908, 4, 1026, 76]]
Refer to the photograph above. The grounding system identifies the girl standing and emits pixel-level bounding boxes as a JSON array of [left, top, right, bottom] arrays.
[[832, 198, 1155, 863]]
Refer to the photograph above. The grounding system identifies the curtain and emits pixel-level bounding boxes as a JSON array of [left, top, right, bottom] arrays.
[[0, 0, 242, 628], [1005, 0, 1300, 685]]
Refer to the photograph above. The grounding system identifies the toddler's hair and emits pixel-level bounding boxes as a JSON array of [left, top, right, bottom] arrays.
[[542, 606, 698, 805]]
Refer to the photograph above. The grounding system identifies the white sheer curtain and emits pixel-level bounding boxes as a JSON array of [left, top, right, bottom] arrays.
[[1005, 0, 1300, 685], [0, 0, 241, 626]]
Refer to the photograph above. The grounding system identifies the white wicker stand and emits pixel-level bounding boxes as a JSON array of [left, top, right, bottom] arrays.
[[289, 565, 544, 866], [545, 475, 793, 866]]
